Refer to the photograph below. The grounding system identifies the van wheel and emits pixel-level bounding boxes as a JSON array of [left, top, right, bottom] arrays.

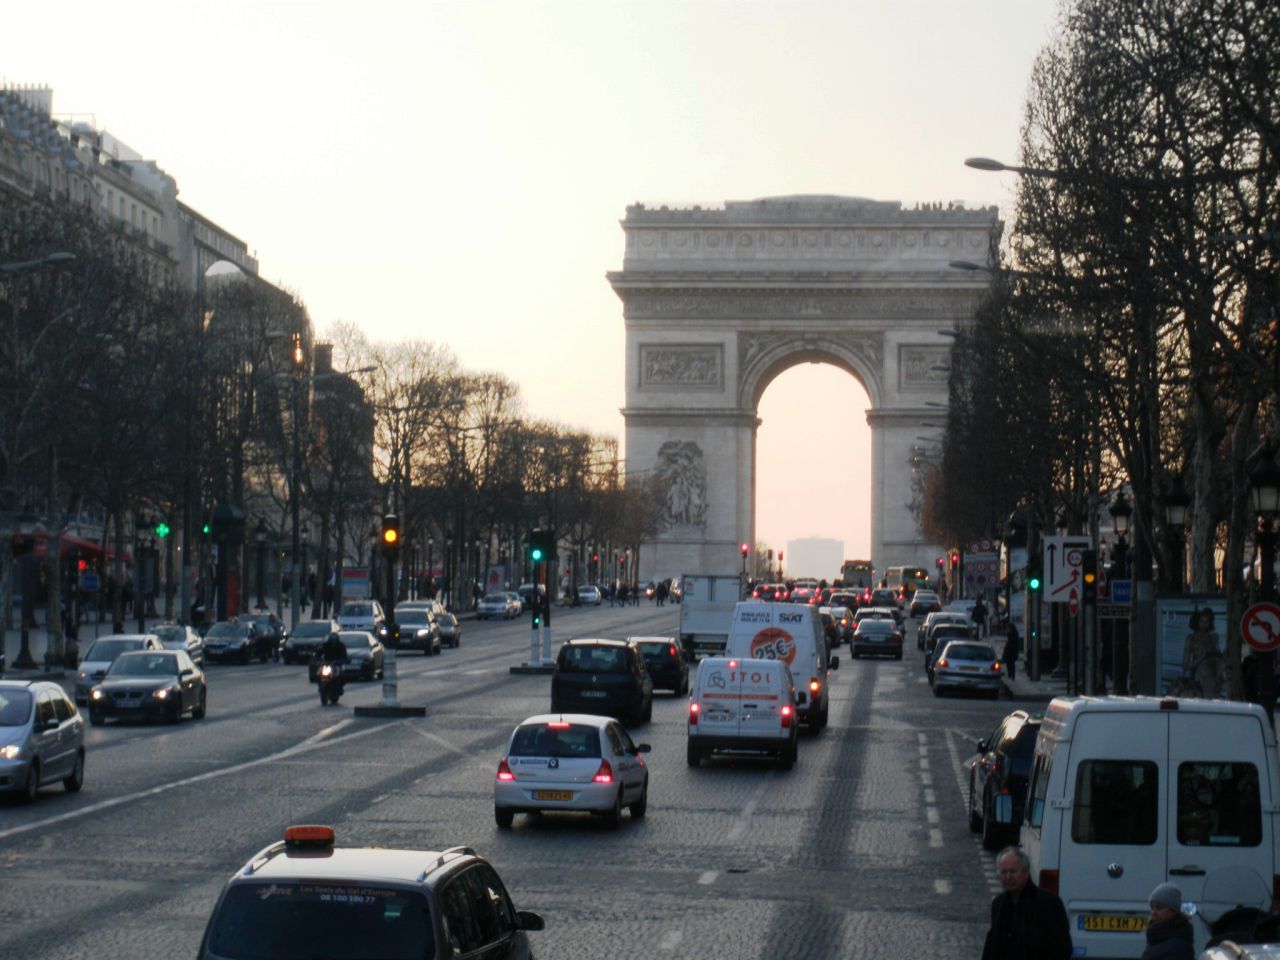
[[981, 789, 1003, 850], [967, 774, 982, 832], [686, 743, 701, 768]]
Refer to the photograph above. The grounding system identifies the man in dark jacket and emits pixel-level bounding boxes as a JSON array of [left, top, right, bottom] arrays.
[[1141, 883, 1193, 960], [982, 847, 1072, 960]]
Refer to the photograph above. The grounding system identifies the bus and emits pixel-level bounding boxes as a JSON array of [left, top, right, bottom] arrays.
[[884, 565, 931, 602], [839, 560, 874, 589]]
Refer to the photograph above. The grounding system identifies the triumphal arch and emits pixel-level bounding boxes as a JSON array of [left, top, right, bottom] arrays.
[[607, 195, 1000, 580]]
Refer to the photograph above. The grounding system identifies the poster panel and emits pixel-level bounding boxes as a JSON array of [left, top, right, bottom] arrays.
[[1155, 594, 1228, 695]]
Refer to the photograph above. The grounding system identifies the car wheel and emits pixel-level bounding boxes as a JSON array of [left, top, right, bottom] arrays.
[[981, 789, 1003, 851], [240, 651, 251, 665], [22, 762, 39, 803], [932, 683, 944, 697], [168, 702, 183, 724], [679, 674, 689, 697], [630, 780, 648, 819], [642, 697, 653, 723], [362, 663, 374, 681], [894, 651, 903, 661], [64, 751, 85, 793], [686, 742, 701, 768], [89, 709, 104, 726], [193, 690, 207, 720], [495, 807, 515, 829], [780, 740, 797, 771], [605, 788, 623, 828], [818, 703, 829, 729], [968, 773, 983, 832]]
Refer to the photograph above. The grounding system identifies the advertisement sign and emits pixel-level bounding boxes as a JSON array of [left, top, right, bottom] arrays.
[[342, 567, 370, 599], [1155, 594, 1228, 695]]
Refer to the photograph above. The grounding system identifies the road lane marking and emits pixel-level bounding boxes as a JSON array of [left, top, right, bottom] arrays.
[[926, 806, 939, 824], [929, 828, 943, 847], [924, 788, 936, 804], [660, 930, 684, 952], [917, 732, 928, 745], [935, 879, 951, 895], [920, 771, 932, 786], [0, 718, 397, 842], [698, 870, 718, 885], [727, 777, 771, 841], [918, 757, 930, 771]]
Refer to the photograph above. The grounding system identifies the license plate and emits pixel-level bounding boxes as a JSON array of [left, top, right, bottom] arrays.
[[116, 700, 140, 708], [1079, 914, 1147, 933], [960, 665, 979, 671], [534, 790, 573, 801], [581, 691, 608, 698]]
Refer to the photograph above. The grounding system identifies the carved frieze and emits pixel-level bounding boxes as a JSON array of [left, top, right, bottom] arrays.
[[622, 289, 979, 321], [639, 344, 723, 391], [656, 441, 708, 532], [899, 345, 952, 389], [739, 331, 883, 374]]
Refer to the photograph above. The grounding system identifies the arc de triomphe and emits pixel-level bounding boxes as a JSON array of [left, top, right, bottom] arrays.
[[607, 195, 999, 581]]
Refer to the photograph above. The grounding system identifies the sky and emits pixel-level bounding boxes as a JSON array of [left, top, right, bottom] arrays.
[[3, 0, 1061, 561]]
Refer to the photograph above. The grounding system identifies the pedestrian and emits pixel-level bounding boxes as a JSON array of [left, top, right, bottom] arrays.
[[972, 595, 988, 638], [982, 846, 1072, 960], [1140, 883, 1193, 960], [1003, 621, 1021, 682]]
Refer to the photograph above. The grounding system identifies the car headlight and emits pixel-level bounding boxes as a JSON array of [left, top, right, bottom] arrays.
[[416, 629, 431, 638], [91, 688, 105, 701], [152, 686, 180, 700], [0, 744, 22, 760]]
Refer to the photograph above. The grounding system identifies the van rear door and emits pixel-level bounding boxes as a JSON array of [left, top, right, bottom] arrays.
[[736, 663, 783, 742], [1061, 711, 1167, 952], [1168, 710, 1275, 925], [694, 659, 741, 736]]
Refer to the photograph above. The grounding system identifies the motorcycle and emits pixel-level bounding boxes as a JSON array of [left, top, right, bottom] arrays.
[[317, 662, 345, 706]]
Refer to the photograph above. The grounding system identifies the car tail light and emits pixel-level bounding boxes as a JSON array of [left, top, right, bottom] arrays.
[[1039, 869, 1059, 895], [496, 758, 515, 781], [284, 825, 335, 846], [936, 658, 949, 669], [809, 679, 820, 694], [593, 760, 614, 784], [780, 704, 793, 728], [668, 645, 678, 658], [689, 702, 700, 725]]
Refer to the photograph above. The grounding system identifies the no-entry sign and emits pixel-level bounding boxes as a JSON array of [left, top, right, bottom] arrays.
[[1241, 602, 1280, 652]]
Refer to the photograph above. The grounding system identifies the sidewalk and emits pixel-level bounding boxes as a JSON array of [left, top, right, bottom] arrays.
[[1002, 667, 1069, 701]]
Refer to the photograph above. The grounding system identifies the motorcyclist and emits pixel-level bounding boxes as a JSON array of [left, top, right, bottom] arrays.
[[316, 632, 348, 702]]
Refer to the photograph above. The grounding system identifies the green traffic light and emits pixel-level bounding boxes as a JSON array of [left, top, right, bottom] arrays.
[[201, 523, 211, 536], [531, 547, 543, 561], [155, 522, 171, 539], [1029, 576, 1041, 590]]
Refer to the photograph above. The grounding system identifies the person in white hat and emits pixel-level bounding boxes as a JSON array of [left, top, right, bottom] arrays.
[[1141, 883, 1193, 960]]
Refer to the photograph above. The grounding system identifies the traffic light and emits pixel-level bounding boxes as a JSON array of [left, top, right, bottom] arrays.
[[740, 542, 749, 558], [381, 513, 401, 555], [1081, 549, 1098, 602], [1028, 569, 1042, 592], [77, 558, 88, 573], [155, 521, 170, 539], [951, 551, 959, 566], [528, 529, 547, 563], [936, 556, 945, 570]]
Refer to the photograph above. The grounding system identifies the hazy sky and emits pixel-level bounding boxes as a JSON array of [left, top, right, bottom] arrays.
[[4, 0, 1060, 560]]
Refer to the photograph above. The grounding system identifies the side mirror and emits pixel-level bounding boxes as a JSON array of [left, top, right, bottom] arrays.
[[181, 669, 195, 678], [634, 743, 652, 754], [976, 739, 988, 753], [993, 793, 1015, 824], [43, 716, 60, 730], [517, 910, 545, 932]]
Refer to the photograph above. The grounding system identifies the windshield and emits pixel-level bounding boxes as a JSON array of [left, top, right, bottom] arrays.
[[206, 624, 245, 638], [108, 653, 180, 677], [208, 882, 434, 960], [943, 643, 996, 661], [482, 595, 507, 604], [292, 622, 332, 638], [341, 604, 372, 617], [151, 626, 183, 644], [557, 645, 628, 673], [84, 639, 141, 661], [0, 689, 33, 726], [509, 723, 602, 758], [637, 641, 674, 659], [396, 611, 430, 625]]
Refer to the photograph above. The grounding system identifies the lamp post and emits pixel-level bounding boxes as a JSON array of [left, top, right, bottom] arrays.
[[1108, 491, 1133, 692], [1249, 442, 1280, 725], [426, 538, 434, 598], [255, 520, 267, 611], [300, 522, 311, 614], [1161, 476, 1191, 593]]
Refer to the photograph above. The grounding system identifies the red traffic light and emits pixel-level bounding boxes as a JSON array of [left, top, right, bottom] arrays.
[[778, 551, 783, 561], [740, 543, 749, 557], [77, 559, 88, 572], [619, 555, 626, 566], [951, 552, 959, 564], [936, 556, 945, 568], [592, 554, 599, 563]]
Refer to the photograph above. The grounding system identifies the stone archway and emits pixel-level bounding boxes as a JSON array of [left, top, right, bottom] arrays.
[[608, 195, 999, 581]]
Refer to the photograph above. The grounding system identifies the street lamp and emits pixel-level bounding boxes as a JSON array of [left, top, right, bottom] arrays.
[[255, 520, 268, 611], [1108, 490, 1132, 577], [1162, 476, 1191, 592], [426, 538, 434, 598], [300, 522, 311, 614], [1249, 443, 1280, 724]]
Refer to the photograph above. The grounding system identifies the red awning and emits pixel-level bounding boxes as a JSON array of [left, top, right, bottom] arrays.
[[11, 532, 108, 558]]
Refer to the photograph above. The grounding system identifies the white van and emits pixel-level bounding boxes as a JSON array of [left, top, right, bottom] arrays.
[[723, 602, 837, 729], [686, 657, 798, 769], [1012, 696, 1280, 958]]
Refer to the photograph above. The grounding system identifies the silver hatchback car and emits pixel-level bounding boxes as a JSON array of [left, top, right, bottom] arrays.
[[0, 679, 86, 801]]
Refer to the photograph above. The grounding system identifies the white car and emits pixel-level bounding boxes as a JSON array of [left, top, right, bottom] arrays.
[[577, 585, 602, 605], [494, 714, 651, 828], [337, 600, 387, 638], [476, 593, 519, 619]]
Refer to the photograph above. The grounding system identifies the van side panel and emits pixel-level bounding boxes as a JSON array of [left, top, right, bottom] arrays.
[[1058, 712, 1168, 958]]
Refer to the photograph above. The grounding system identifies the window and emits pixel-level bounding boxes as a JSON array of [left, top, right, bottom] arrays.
[[1178, 762, 1261, 847], [36, 691, 56, 727], [1072, 760, 1159, 845], [1027, 754, 1052, 829], [52, 692, 74, 723], [465, 866, 517, 945]]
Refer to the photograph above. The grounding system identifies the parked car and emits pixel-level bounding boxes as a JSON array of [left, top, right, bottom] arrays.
[[850, 618, 903, 659], [435, 611, 462, 648], [337, 600, 387, 639], [477, 594, 520, 620], [494, 713, 650, 828], [550, 639, 653, 726], [967, 709, 1042, 850], [576, 584, 602, 606], [74, 634, 165, 704], [0, 679, 85, 801], [204, 620, 274, 664], [281, 620, 340, 664], [89, 650, 208, 724], [150, 623, 206, 668], [629, 636, 689, 695], [931, 639, 1002, 697], [392, 608, 441, 655], [198, 825, 545, 958]]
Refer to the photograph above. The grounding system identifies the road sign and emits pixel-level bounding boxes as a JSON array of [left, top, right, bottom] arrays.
[[1043, 536, 1093, 614], [1110, 579, 1132, 605], [80, 573, 100, 592], [1242, 602, 1280, 652]]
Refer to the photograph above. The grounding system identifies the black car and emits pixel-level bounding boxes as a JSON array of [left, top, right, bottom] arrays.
[[281, 619, 339, 664], [631, 636, 689, 695], [241, 613, 288, 658], [198, 825, 544, 960], [968, 709, 1042, 850], [550, 639, 653, 726], [392, 608, 441, 655], [203, 620, 275, 664], [88, 650, 207, 724]]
